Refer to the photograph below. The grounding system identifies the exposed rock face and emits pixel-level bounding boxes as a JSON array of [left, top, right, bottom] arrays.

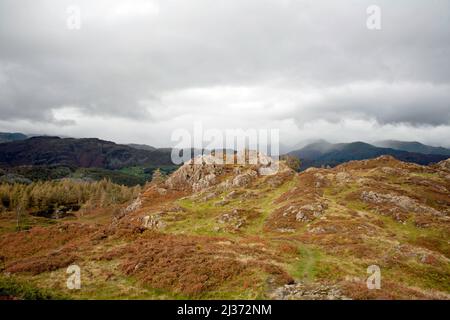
[[437, 158, 450, 171], [164, 151, 285, 192], [192, 173, 217, 193], [232, 170, 258, 188], [270, 282, 350, 300], [295, 203, 328, 222], [112, 197, 142, 224], [336, 171, 352, 184], [360, 191, 443, 217], [380, 166, 407, 176], [142, 213, 166, 230], [313, 173, 330, 188], [165, 155, 224, 191], [216, 208, 260, 232], [225, 190, 244, 199], [279, 202, 328, 223], [156, 188, 167, 195], [125, 197, 142, 213], [217, 209, 246, 231]]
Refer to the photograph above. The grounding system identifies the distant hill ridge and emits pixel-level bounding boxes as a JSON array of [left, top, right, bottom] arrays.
[[1, 132, 449, 171], [373, 140, 450, 156], [0, 132, 28, 143], [288, 140, 449, 170], [0, 136, 174, 169]]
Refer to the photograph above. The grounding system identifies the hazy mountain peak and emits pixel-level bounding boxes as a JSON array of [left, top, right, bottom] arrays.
[[0, 132, 28, 144], [373, 140, 450, 156]]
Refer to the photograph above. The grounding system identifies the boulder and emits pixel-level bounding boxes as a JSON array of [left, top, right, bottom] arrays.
[[142, 213, 166, 230], [232, 170, 257, 187], [270, 282, 349, 300], [360, 191, 443, 216]]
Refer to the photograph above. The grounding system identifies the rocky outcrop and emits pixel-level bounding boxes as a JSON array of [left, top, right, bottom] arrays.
[[379, 166, 407, 176], [217, 209, 246, 231], [232, 170, 258, 188], [437, 158, 450, 171], [313, 173, 330, 188], [336, 171, 352, 184], [164, 151, 284, 192], [164, 155, 224, 191], [270, 282, 350, 300], [295, 203, 328, 222], [279, 202, 328, 223], [124, 197, 142, 213], [360, 191, 443, 217], [142, 213, 166, 230], [112, 196, 142, 224]]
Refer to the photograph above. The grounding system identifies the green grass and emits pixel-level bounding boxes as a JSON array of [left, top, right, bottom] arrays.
[[120, 165, 179, 179], [167, 196, 230, 236], [0, 211, 58, 235], [119, 166, 150, 179], [0, 276, 68, 300], [166, 178, 297, 237], [72, 168, 147, 186], [243, 180, 296, 235], [26, 260, 190, 300], [201, 273, 267, 300], [288, 245, 323, 282]]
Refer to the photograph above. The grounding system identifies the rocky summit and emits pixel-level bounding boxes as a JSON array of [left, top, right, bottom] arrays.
[[0, 154, 449, 299]]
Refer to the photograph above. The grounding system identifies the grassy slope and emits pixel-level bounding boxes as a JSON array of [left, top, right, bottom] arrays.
[[1, 158, 449, 299]]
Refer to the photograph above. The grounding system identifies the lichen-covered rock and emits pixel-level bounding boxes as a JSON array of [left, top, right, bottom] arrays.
[[437, 158, 450, 171], [142, 213, 166, 230], [156, 188, 167, 195], [360, 191, 443, 217], [294, 203, 328, 222], [214, 199, 230, 207], [165, 155, 224, 191], [112, 196, 142, 224], [313, 173, 330, 188], [165, 151, 284, 192], [336, 171, 352, 184], [232, 170, 257, 187], [270, 282, 350, 300], [217, 209, 246, 231], [380, 166, 407, 176], [192, 173, 217, 192], [164, 151, 287, 193]]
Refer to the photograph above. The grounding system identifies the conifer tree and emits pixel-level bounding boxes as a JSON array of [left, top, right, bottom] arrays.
[[151, 168, 166, 184]]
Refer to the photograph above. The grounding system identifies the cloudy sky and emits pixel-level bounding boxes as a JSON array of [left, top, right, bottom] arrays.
[[0, 0, 449, 148]]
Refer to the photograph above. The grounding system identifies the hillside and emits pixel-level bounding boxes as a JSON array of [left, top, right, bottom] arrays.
[[374, 140, 450, 156], [0, 154, 449, 299], [289, 141, 449, 170], [127, 144, 157, 152], [0, 136, 174, 169], [0, 132, 28, 144], [0, 137, 180, 185]]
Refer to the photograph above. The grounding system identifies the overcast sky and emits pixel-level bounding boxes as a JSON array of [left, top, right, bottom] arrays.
[[0, 0, 449, 147]]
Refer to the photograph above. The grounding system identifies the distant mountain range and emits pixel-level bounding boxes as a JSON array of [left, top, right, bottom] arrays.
[[373, 140, 450, 156], [288, 140, 450, 170], [0, 133, 449, 174], [0, 136, 173, 169]]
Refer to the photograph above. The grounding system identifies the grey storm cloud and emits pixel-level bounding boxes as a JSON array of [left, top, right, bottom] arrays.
[[293, 82, 450, 126], [0, 0, 449, 144]]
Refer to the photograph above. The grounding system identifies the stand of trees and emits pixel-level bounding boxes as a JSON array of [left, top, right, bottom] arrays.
[[0, 179, 141, 215]]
